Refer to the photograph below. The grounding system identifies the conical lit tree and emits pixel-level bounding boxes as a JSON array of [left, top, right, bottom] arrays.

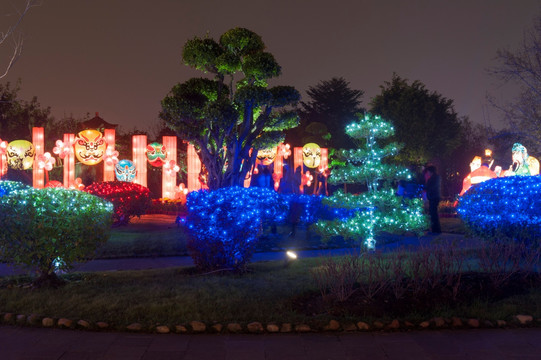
[[315, 113, 427, 250]]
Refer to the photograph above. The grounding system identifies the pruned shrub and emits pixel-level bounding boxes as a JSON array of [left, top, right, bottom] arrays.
[[84, 181, 151, 225], [185, 186, 289, 272], [0, 187, 113, 287], [458, 176, 541, 243], [0, 180, 30, 197]]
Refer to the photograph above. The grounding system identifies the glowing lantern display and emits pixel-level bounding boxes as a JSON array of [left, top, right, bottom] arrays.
[[115, 159, 137, 182], [6, 140, 35, 170], [257, 147, 277, 165], [146, 142, 167, 167], [302, 143, 321, 169], [45, 180, 63, 188], [37, 152, 55, 171], [0, 138, 7, 178], [74, 129, 106, 165]]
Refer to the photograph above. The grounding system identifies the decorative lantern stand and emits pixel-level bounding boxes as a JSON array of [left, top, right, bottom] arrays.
[[103, 129, 116, 182], [162, 136, 177, 199], [187, 143, 201, 192], [132, 135, 147, 187], [63, 133, 75, 188], [32, 127, 45, 188]]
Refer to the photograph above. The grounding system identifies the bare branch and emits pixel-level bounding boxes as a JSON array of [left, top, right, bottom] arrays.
[[0, 0, 40, 79]]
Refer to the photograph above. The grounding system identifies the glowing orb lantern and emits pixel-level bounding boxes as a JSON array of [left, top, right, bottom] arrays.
[[146, 142, 167, 167], [115, 159, 137, 182], [257, 147, 277, 165], [302, 143, 321, 169], [74, 130, 106, 165], [6, 140, 35, 170]]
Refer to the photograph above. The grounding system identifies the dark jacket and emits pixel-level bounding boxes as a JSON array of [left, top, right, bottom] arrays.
[[425, 173, 441, 201]]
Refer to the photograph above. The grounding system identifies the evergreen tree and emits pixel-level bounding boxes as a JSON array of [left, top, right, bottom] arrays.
[[286, 77, 364, 149], [315, 113, 427, 250]]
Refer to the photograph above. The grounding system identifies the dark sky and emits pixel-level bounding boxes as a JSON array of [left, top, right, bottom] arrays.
[[2, 0, 540, 134]]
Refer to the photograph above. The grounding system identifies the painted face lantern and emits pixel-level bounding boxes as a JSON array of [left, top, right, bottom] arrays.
[[6, 140, 35, 170], [302, 143, 321, 169], [146, 142, 167, 167], [115, 159, 137, 182], [257, 147, 277, 166], [74, 130, 106, 165]]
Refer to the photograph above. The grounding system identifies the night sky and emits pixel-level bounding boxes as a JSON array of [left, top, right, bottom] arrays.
[[2, 0, 540, 134]]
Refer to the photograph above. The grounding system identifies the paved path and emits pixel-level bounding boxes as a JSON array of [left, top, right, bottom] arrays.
[[1, 325, 540, 359], [0, 233, 468, 276]]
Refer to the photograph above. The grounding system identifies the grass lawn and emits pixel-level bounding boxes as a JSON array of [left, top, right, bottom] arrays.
[[95, 214, 465, 259], [1, 214, 538, 332]]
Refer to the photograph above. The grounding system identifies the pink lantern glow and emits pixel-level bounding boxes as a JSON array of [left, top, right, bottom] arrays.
[[162, 136, 177, 199], [0, 138, 7, 179], [132, 135, 147, 187], [103, 145, 119, 166], [187, 143, 201, 192], [33, 127, 45, 188], [62, 134, 75, 188], [37, 152, 54, 171], [103, 129, 116, 181]]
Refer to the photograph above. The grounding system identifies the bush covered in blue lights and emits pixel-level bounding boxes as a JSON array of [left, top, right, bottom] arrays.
[[0, 180, 30, 197], [185, 186, 289, 271], [457, 176, 541, 242]]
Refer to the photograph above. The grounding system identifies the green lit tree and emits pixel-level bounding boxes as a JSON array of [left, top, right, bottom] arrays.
[[160, 28, 300, 189], [315, 113, 427, 250]]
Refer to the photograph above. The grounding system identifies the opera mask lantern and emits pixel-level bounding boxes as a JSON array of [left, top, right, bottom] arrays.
[[146, 142, 167, 167], [257, 147, 277, 166], [6, 140, 35, 170], [115, 159, 136, 182], [302, 143, 321, 169], [74, 130, 106, 165]]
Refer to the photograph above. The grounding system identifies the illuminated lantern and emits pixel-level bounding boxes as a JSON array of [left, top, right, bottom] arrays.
[[74, 129, 106, 165], [45, 180, 63, 188], [256, 147, 277, 166], [115, 159, 137, 182], [302, 143, 321, 169], [146, 142, 167, 167], [6, 140, 35, 170]]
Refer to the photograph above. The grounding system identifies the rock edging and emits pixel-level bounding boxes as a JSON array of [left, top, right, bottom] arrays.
[[0, 311, 539, 334]]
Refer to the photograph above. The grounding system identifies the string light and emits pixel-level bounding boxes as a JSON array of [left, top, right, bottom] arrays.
[[316, 113, 427, 250], [84, 181, 151, 224], [457, 176, 541, 240]]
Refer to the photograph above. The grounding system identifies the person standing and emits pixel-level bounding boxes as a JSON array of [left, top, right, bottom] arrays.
[[424, 165, 441, 234]]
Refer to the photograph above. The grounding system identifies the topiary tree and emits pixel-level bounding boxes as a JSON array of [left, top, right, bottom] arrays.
[[315, 113, 427, 250], [160, 27, 300, 189], [185, 186, 288, 272], [458, 176, 541, 244], [84, 181, 151, 225], [0, 187, 113, 287]]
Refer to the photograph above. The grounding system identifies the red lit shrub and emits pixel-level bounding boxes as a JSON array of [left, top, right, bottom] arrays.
[[84, 181, 151, 225]]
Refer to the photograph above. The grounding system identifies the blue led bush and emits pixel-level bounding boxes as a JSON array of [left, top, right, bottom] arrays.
[[0, 180, 29, 197], [185, 186, 289, 271], [457, 176, 541, 242]]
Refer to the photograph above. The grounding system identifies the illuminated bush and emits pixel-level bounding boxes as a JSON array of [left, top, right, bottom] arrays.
[[0, 180, 29, 197], [84, 181, 151, 225], [185, 186, 289, 271], [457, 176, 541, 242], [0, 187, 113, 286]]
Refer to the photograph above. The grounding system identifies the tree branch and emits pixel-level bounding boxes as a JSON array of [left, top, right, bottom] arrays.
[[0, 0, 40, 79]]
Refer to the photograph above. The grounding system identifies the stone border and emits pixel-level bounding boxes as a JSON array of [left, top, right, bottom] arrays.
[[1, 312, 539, 334]]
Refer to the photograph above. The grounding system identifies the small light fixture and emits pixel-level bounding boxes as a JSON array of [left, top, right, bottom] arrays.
[[284, 250, 297, 267], [286, 251, 297, 259]]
